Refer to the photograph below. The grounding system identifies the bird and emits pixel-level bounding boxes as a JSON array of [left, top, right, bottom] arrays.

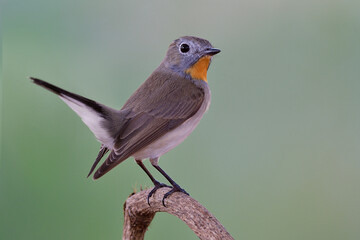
[[31, 36, 220, 206]]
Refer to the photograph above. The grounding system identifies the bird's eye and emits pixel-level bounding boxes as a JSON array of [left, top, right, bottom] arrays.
[[180, 43, 190, 53]]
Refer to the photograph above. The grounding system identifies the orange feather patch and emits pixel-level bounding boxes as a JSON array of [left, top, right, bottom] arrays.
[[185, 56, 211, 82]]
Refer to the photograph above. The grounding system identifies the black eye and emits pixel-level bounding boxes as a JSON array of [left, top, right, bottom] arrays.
[[180, 43, 190, 53]]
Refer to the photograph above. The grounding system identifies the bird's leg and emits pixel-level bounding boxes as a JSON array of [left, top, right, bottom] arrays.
[[150, 158, 189, 207], [135, 159, 170, 205]]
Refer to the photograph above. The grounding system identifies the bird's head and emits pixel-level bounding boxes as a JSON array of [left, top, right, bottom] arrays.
[[163, 36, 220, 82]]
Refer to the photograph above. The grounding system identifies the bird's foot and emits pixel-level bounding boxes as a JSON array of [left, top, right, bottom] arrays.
[[162, 184, 189, 207], [147, 181, 171, 205]]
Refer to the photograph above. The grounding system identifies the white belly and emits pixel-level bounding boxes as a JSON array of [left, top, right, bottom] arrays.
[[132, 89, 211, 160]]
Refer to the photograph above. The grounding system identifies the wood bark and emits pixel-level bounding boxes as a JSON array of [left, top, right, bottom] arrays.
[[123, 188, 234, 240]]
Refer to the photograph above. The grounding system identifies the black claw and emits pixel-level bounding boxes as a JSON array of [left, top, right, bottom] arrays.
[[162, 184, 189, 207], [147, 181, 171, 205]]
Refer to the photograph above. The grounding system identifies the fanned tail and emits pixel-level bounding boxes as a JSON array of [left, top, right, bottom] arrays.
[[30, 77, 121, 147]]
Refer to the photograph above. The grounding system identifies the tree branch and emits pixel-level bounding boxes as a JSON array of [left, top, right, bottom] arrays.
[[123, 188, 234, 240]]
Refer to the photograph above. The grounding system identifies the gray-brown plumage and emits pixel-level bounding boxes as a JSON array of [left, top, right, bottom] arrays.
[[31, 36, 220, 205]]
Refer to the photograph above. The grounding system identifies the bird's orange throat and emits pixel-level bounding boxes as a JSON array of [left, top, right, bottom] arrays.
[[185, 56, 211, 82]]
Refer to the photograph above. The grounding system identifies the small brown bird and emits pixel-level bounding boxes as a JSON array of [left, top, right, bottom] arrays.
[[31, 36, 220, 205]]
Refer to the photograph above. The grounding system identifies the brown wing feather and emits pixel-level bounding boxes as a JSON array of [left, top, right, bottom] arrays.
[[87, 145, 108, 177], [93, 70, 204, 179]]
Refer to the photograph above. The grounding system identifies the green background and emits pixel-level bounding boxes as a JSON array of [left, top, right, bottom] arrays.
[[1, 0, 360, 239]]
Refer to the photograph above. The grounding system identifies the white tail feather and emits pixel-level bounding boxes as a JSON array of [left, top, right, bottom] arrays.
[[60, 95, 114, 148]]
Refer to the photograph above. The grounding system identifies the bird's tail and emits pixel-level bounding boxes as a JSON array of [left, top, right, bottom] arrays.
[[30, 77, 121, 148]]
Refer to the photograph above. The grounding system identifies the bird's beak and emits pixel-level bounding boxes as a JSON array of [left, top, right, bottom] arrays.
[[204, 48, 221, 56]]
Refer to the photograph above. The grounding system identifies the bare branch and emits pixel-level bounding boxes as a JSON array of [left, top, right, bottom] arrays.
[[123, 188, 234, 240]]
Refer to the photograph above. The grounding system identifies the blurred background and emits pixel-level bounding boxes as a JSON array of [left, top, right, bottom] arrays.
[[1, 0, 360, 239]]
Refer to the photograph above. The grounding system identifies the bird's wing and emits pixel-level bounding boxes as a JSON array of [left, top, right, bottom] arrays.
[[87, 145, 109, 177], [93, 72, 205, 179]]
